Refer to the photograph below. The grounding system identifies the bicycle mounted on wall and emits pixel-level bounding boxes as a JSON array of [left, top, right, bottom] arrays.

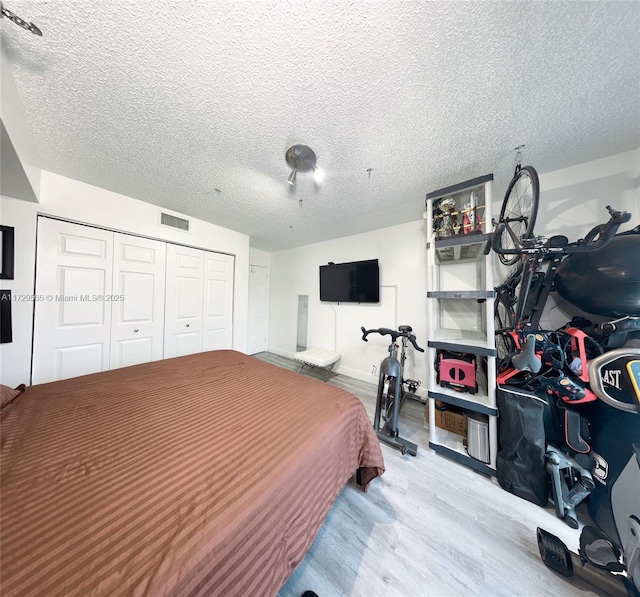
[[489, 204, 632, 371], [483, 147, 635, 379], [485, 158, 639, 594], [361, 326, 424, 456]]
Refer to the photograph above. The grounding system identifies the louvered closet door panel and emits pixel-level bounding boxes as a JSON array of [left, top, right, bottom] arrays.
[[202, 252, 234, 351], [164, 244, 204, 358], [110, 234, 166, 369], [32, 218, 114, 384]]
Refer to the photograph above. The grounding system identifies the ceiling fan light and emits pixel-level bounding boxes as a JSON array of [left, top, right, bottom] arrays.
[[313, 167, 324, 185]]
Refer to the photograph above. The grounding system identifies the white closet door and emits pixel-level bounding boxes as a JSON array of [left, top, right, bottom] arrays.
[[110, 234, 166, 369], [164, 244, 204, 358], [247, 265, 268, 354], [202, 251, 234, 351], [32, 218, 114, 384]]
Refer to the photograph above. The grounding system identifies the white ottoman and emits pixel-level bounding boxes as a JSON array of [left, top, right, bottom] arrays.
[[293, 347, 341, 380]]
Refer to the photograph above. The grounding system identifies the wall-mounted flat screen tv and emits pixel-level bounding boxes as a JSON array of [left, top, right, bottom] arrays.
[[319, 259, 379, 303]]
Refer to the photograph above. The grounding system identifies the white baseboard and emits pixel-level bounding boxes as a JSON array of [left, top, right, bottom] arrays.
[[335, 365, 378, 385], [266, 348, 428, 400], [267, 346, 296, 359], [334, 364, 428, 400]]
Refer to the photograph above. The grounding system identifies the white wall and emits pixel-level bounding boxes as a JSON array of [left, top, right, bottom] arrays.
[[248, 247, 271, 353], [0, 196, 38, 387], [0, 171, 250, 387], [535, 148, 639, 239], [268, 147, 640, 386], [532, 148, 639, 329], [269, 219, 429, 387], [249, 248, 271, 267]]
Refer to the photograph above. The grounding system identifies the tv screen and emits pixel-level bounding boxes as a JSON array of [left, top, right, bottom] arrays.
[[319, 259, 379, 303]]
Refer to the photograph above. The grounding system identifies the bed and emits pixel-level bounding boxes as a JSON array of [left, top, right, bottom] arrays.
[[0, 350, 384, 596]]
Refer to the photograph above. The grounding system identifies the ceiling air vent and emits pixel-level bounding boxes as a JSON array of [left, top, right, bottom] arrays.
[[160, 212, 190, 232]]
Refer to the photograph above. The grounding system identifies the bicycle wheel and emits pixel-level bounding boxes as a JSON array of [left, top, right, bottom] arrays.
[[495, 297, 517, 362], [498, 166, 540, 266]]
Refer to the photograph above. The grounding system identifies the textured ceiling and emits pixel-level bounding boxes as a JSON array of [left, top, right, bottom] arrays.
[[2, 1, 639, 251]]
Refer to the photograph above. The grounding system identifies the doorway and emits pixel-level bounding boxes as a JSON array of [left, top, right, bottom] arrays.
[[248, 265, 269, 354]]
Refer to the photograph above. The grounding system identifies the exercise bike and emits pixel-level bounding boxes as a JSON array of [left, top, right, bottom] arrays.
[[360, 325, 424, 456]]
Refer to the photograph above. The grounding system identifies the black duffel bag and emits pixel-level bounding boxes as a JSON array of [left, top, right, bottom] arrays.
[[496, 385, 549, 507]]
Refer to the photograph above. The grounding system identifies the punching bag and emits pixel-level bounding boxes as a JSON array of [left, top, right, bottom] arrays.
[[555, 233, 640, 317]]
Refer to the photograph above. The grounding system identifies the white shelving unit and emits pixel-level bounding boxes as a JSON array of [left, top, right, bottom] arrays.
[[425, 174, 498, 476]]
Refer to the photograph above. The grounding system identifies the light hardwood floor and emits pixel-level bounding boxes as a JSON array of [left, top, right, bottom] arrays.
[[253, 352, 605, 597]]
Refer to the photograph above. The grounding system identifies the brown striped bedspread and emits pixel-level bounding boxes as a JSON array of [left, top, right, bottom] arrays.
[[0, 350, 384, 596]]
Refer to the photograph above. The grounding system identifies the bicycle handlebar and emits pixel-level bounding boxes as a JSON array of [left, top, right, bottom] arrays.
[[483, 234, 493, 256], [360, 326, 395, 341], [360, 326, 425, 352], [578, 206, 632, 250], [490, 205, 631, 256]]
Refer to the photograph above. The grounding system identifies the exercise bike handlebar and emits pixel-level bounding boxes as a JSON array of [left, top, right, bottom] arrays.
[[360, 326, 425, 352], [489, 206, 631, 256]]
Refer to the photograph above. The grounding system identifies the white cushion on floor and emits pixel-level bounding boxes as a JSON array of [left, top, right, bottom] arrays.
[[294, 347, 341, 368]]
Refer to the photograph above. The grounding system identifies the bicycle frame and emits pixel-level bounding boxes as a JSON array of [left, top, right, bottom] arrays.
[[496, 248, 565, 338], [493, 205, 632, 388]]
